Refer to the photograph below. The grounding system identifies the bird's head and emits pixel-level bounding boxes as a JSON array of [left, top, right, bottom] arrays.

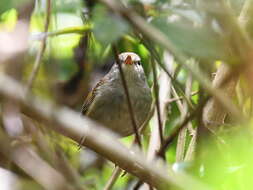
[[117, 52, 146, 82], [119, 52, 141, 66]]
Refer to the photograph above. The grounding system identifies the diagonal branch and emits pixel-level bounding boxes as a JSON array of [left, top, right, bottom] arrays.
[[157, 97, 209, 158], [0, 132, 73, 190], [0, 73, 212, 190], [103, 166, 122, 190]]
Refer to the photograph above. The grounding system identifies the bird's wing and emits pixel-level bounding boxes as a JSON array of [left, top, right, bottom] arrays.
[[81, 79, 105, 115]]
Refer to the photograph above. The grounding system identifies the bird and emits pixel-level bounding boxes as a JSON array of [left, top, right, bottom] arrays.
[[81, 52, 152, 137]]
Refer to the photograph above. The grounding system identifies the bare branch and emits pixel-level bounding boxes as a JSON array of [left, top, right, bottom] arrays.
[[147, 52, 174, 161], [166, 91, 198, 104], [0, 133, 72, 190], [150, 57, 164, 145], [175, 74, 193, 162], [157, 97, 209, 158], [139, 52, 174, 190], [25, 0, 52, 94], [184, 131, 197, 161], [140, 37, 194, 109], [0, 73, 212, 190]]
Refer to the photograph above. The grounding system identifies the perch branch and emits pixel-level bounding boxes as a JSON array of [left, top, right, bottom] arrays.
[[0, 73, 212, 190]]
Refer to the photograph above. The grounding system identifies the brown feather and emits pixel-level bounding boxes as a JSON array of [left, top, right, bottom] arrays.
[[81, 79, 105, 115]]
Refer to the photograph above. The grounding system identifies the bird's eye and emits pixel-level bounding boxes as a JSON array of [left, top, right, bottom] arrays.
[[137, 61, 141, 66]]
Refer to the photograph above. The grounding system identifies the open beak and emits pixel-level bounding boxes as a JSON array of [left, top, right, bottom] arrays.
[[124, 55, 133, 65]]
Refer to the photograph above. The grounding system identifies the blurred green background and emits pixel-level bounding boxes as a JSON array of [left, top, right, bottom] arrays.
[[1, 0, 253, 189]]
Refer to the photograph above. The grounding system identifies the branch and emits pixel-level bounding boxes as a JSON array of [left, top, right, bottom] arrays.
[[157, 97, 209, 158], [147, 52, 174, 161], [25, 0, 51, 94], [138, 52, 174, 190], [175, 74, 193, 162], [0, 132, 73, 190], [33, 25, 93, 40], [150, 57, 164, 145], [0, 73, 212, 190], [31, 26, 137, 45], [166, 91, 198, 104]]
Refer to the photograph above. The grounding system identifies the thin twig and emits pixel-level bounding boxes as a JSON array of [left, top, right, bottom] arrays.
[[137, 52, 174, 190], [175, 74, 192, 162], [103, 166, 122, 190], [146, 52, 174, 162], [25, 0, 51, 94], [184, 130, 197, 161], [157, 96, 210, 158], [150, 57, 164, 144], [103, 45, 147, 188], [112, 45, 142, 147], [166, 91, 198, 104], [103, 133, 147, 190], [32, 26, 137, 44], [33, 25, 92, 39]]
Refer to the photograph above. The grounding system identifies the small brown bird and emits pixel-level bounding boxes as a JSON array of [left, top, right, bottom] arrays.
[[81, 52, 152, 136]]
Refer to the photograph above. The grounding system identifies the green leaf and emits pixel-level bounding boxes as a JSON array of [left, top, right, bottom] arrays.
[[92, 5, 129, 46], [152, 17, 228, 60], [0, 0, 30, 15], [0, 0, 13, 14], [54, 0, 83, 13]]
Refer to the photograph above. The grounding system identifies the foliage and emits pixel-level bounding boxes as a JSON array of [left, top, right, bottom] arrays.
[[1, 0, 253, 190]]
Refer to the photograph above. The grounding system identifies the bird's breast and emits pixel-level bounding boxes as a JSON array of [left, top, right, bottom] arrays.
[[88, 73, 152, 136]]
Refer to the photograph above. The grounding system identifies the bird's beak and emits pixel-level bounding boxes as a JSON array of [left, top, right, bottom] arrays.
[[124, 55, 133, 65]]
